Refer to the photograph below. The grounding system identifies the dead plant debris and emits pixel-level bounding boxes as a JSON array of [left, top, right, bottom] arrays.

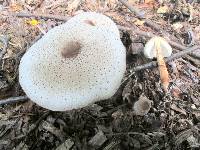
[[0, 0, 199, 149]]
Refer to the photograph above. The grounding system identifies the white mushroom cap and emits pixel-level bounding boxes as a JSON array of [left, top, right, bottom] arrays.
[[67, 12, 120, 37], [143, 36, 172, 59], [19, 20, 126, 111]]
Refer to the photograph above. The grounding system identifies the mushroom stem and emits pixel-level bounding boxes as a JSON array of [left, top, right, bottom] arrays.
[[155, 39, 170, 92]]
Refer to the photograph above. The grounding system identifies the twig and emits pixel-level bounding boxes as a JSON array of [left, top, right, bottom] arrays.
[[0, 35, 10, 60], [190, 52, 200, 60], [134, 30, 187, 50], [0, 95, 28, 105], [106, 132, 152, 145], [26, 111, 50, 134], [13, 12, 199, 60], [13, 12, 182, 52], [166, 45, 199, 62], [118, 25, 187, 51], [122, 45, 200, 84], [14, 111, 50, 140], [122, 25, 199, 60], [10, 12, 199, 86], [12, 12, 69, 21], [118, 0, 145, 19], [118, 0, 161, 32]]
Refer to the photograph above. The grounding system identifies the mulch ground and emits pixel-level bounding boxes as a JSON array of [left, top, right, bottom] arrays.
[[0, 0, 200, 149]]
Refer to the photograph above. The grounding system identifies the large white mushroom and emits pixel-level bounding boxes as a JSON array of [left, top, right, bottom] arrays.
[[19, 14, 126, 111]]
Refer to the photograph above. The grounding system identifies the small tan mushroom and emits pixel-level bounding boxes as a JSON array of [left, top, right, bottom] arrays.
[[143, 36, 172, 92], [143, 36, 172, 59], [19, 15, 126, 111]]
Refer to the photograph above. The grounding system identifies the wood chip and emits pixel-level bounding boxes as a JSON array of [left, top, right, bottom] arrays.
[[175, 129, 193, 147], [103, 139, 121, 150], [67, 0, 81, 12], [170, 104, 187, 115], [0, 80, 8, 90], [89, 130, 107, 147], [13, 142, 28, 150], [187, 135, 200, 148], [41, 120, 66, 141], [56, 139, 74, 150]]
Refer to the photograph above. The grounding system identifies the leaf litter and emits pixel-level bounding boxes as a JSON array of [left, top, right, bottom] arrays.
[[0, 0, 200, 149]]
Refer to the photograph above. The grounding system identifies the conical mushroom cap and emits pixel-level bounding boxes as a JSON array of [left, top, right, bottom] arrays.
[[143, 36, 172, 59], [67, 12, 120, 37], [19, 21, 126, 111]]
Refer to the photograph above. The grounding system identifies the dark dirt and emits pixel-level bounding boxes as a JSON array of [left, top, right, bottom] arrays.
[[0, 0, 200, 150]]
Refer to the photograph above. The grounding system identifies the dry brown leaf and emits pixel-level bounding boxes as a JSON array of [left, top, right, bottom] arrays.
[[144, 0, 155, 4], [194, 25, 200, 41], [171, 104, 187, 115], [134, 19, 145, 26], [56, 139, 74, 150], [88, 130, 107, 147], [108, 0, 117, 8], [157, 6, 169, 14], [172, 22, 183, 32], [9, 3, 23, 12], [171, 88, 181, 98], [128, 0, 138, 5], [188, 4, 194, 22], [67, 0, 81, 12]]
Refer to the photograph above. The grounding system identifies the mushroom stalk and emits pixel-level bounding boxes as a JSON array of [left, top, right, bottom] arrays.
[[155, 39, 169, 92]]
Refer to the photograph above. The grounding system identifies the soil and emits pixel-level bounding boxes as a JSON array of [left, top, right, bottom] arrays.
[[0, 0, 200, 150]]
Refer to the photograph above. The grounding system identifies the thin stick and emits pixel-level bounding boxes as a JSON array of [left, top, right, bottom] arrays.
[[122, 45, 200, 84], [118, 0, 161, 32], [12, 12, 69, 21], [0, 96, 28, 105], [12, 13, 191, 53], [13, 12, 187, 53], [15, 111, 50, 140], [118, 0, 145, 19], [118, 25, 200, 62], [118, 25, 187, 51]]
